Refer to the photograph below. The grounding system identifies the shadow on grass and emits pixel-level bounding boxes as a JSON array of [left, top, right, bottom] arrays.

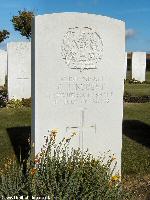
[[123, 120, 150, 148], [7, 126, 31, 162], [7, 121, 150, 162]]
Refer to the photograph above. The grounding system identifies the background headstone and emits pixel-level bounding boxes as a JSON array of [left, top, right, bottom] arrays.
[[124, 52, 127, 79], [7, 42, 31, 100], [0, 49, 7, 86], [132, 52, 146, 82], [32, 13, 125, 172]]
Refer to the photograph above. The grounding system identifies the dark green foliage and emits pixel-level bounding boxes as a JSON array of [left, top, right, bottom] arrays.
[[0, 30, 10, 43], [21, 98, 31, 107], [0, 160, 26, 198], [124, 92, 150, 103], [11, 10, 34, 39], [0, 136, 128, 199], [7, 98, 31, 108], [0, 87, 7, 108]]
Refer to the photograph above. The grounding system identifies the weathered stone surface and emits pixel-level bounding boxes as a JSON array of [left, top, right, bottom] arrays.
[[7, 42, 31, 99], [0, 50, 7, 86], [132, 52, 146, 82], [32, 13, 125, 173], [124, 52, 127, 79]]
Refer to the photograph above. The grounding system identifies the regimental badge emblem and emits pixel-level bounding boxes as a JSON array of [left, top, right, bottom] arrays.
[[61, 27, 103, 72]]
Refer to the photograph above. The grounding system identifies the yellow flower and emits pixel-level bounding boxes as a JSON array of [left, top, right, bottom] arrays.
[[30, 168, 37, 176], [50, 128, 58, 140], [111, 175, 120, 182], [51, 128, 59, 133], [111, 155, 116, 161], [71, 132, 77, 137], [34, 158, 40, 164]]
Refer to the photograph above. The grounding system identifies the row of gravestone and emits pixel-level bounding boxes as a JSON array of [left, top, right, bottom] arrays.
[[0, 13, 143, 173], [0, 43, 31, 99], [0, 46, 147, 98], [124, 52, 147, 82]]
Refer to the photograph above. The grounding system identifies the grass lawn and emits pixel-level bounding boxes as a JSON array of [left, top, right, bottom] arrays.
[[146, 71, 150, 81], [0, 107, 31, 166], [122, 103, 150, 199], [0, 105, 150, 167], [125, 71, 150, 96], [122, 103, 150, 176], [124, 83, 150, 96]]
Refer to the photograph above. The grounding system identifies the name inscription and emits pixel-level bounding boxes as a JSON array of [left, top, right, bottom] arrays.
[[50, 76, 113, 105]]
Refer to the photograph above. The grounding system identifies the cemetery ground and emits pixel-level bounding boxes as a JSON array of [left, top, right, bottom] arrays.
[[0, 74, 150, 199]]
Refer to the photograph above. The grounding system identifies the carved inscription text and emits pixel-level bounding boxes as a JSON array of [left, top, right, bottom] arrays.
[[51, 76, 113, 105]]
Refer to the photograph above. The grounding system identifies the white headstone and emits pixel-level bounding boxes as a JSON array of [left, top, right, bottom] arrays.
[[132, 52, 146, 82], [32, 13, 125, 173], [7, 42, 31, 100], [0, 50, 7, 86], [124, 52, 127, 79]]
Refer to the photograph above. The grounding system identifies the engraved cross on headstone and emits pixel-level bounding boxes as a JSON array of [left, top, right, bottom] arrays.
[[66, 108, 96, 151]]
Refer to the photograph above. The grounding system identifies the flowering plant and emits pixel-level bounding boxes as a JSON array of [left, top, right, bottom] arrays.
[[0, 130, 129, 199]]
